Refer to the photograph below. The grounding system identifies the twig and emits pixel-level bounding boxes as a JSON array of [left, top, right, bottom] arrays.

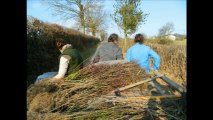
[[156, 106, 182, 120], [48, 102, 70, 112], [147, 108, 155, 120]]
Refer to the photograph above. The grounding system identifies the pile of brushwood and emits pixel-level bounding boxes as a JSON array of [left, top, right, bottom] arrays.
[[27, 62, 186, 120]]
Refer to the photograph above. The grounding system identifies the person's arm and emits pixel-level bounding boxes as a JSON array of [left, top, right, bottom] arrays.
[[91, 46, 101, 63], [116, 48, 124, 60], [53, 55, 71, 79], [126, 49, 131, 62], [148, 48, 160, 71]]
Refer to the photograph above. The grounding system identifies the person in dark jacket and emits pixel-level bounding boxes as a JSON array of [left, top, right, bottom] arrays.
[[35, 39, 83, 83]]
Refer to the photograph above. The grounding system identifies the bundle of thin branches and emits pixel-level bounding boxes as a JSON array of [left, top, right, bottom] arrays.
[[27, 111, 70, 120], [50, 62, 148, 112], [27, 62, 186, 120], [27, 62, 147, 112]]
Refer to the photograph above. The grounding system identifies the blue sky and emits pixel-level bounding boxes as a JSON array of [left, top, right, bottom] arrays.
[[27, 0, 186, 38]]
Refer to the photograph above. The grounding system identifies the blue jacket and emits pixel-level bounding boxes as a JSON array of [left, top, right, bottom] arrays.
[[126, 43, 160, 72]]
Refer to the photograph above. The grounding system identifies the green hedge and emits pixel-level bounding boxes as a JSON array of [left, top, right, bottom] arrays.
[[27, 16, 100, 86]]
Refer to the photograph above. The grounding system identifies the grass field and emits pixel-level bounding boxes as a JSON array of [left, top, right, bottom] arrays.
[[173, 39, 186, 45]]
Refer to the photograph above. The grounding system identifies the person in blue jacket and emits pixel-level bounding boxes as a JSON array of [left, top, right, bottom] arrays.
[[126, 33, 160, 73]]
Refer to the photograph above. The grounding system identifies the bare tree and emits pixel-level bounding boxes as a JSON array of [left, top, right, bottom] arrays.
[[85, 4, 106, 37], [99, 29, 108, 41], [158, 22, 175, 36], [46, 0, 96, 34]]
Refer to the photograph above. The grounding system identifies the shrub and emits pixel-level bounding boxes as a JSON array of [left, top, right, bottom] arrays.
[[157, 38, 174, 45], [27, 16, 100, 86]]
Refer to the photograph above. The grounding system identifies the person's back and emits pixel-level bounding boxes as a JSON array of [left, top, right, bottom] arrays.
[[35, 39, 83, 83], [126, 34, 160, 73], [92, 33, 123, 63], [96, 42, 122, 61], [61, 47, 83, 74]]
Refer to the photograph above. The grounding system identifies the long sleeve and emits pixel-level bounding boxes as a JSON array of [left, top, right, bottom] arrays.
[[126, 49, 131, 62], [116, 48, 124, 60], [148, 48, 160, 71], [91, 46, 101, 63], [54, 55, 71, 79]]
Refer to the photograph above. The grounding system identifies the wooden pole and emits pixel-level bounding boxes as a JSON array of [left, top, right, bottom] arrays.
[[149, 79, 167, 95], [105, 95, 182, 103], [155, 72, 186, 93], [126, 95, 182, 100], [118, 75, 163, 92]]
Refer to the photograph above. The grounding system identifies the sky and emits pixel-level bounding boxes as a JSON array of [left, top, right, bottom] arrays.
[[27, 0, 186, 38]]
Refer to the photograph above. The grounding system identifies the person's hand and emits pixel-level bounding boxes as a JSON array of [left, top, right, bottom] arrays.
[[154, 70, 161, 76], [53, 74, 63, 79], [51, 76, 63, 82], [50, 78, 61, 83], [147, 70, 155, 77]]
